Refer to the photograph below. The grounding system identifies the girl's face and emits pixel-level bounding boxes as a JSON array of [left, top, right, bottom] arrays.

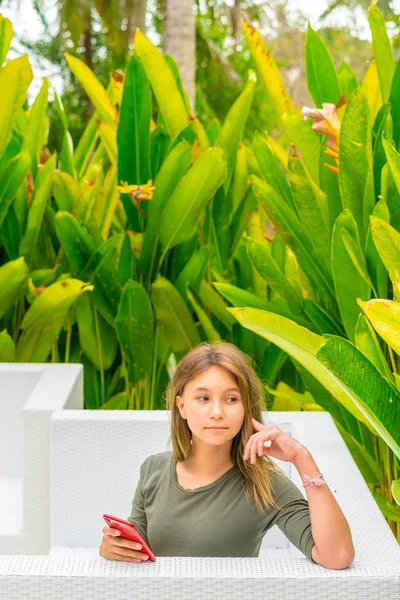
[[176, 365, 245, 448]]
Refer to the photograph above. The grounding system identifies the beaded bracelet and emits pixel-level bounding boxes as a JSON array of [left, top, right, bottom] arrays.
[[302, 472, 326, 487]]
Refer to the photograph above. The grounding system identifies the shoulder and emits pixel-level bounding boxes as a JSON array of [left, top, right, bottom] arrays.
[[140, 451, 172, 475]]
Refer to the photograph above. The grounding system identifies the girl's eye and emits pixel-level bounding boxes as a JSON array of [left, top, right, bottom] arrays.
[[197, 396, 238, 402]]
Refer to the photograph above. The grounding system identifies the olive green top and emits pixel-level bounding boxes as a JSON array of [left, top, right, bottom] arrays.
[[127, 451, 315, 561]]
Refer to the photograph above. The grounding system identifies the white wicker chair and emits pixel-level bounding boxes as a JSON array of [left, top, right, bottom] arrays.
[[0, 363, 83, 554], [0, 366, 399, 599]]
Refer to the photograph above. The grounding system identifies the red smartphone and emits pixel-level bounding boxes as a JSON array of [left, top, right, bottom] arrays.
[[103, 513, 156, 562]]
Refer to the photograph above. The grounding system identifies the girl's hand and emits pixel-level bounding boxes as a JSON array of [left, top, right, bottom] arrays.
[[99, 526, 149, 564], [244, 418, 308, 464]]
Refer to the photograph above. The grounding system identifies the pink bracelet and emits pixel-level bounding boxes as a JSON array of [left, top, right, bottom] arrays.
[[302, 472, 326, 487]]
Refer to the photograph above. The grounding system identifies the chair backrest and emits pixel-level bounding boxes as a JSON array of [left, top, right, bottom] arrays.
[[49, 410, 292, 551], [0, 366, 42, 477]]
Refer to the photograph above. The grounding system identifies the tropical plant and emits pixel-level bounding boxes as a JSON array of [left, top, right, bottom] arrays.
[[218, 3, 400, 537]]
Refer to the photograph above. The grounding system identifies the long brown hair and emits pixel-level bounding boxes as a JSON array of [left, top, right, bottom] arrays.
[[165, 341, 287, 516]]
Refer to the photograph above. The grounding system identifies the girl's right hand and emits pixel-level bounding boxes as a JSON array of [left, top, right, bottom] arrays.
[[99, 525, 150, 564]]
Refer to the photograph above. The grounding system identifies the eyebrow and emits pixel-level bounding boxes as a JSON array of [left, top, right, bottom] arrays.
[[191, 386, 241, 394]]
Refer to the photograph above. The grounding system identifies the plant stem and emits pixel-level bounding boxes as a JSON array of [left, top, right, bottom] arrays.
[[93, 308, 105, 407]]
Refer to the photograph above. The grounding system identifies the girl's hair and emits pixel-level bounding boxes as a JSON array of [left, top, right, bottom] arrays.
[[165, 341, 287, 516]]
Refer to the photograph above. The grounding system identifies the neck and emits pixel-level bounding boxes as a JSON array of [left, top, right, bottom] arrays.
[[184, 436, 234, 476]]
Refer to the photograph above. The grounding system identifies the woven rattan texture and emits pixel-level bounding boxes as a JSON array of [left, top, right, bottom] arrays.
[[0, 555, 399, 600]]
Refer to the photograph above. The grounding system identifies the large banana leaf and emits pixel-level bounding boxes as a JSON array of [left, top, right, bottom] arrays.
[[65, 53, 118, 128], [228, 306, 376, 433], [368, 3, 395, 103], [115, 279, 154, 384], [316, 334, 400, 459], [134, 30, 189, 141], [159, 147, 226, 253], [305, 23, 341, 107], [151, 275, 201, 353], [0, 257, 28, 319], [0, 55, 33, 157]]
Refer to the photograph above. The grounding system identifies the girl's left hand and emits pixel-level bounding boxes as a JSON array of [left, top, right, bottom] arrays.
[[244, 418, 308, 464]]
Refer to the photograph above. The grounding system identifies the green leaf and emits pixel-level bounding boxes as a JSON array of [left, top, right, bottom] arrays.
[[139, 140, 192, 277], [186, 287, 221, 342], [214, 281, 314, 330], [0, 329, 15, 362], [331, 210, 371, 342], [22, 77, 49, 180], [20, 278, 93, 331], [151, 275, 201, 353], [227, 306, 377, 432], [199, 280, 236, 330], [382, 137, 400, 194], [216, 72, 255, 193], [305, 23, 341, 107], [247, 237, 305, 317], [370, 215, 400, 300], [175, 247, 209, 301], [251, 175, 337, 313], [0, 151, 31, 229], [117, 54, 151, 188], [288, 156, 332, 286], [358, 298, 400, 359], [19, 154, 56, 267], [0, 55, 33, 157], [52, 171, 78, 213], [65, 52, 118, 128], [0, 257, 28, 319], [389, 60, 400, 149], [159, 147, 226, 253], [317, 334, 400, 459], [368, 3, 395, 103], [252, 133, 294, 211], [281, 111, 321, 185], [60, 131, 77, 180], [337, 60, 358, 99], [134, 30, 189, 140], [0, 15, 13, 67], [97, 121, 117, 166], [76, 294, 117, 371], [392, 479, 400, 506], [354, 312, 393, 381], [242, 15, 295, 120]]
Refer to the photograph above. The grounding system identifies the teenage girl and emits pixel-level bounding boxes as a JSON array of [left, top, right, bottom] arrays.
[[100, 342, 354, 569]]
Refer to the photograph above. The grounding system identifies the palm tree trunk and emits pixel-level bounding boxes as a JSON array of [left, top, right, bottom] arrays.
[[128, 0, 147, 46], [83, 17, 94, 123], [163, 0, 196, 110]]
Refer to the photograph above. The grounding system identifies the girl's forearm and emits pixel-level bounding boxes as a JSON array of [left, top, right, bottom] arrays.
[[293, 449, 355, 569]]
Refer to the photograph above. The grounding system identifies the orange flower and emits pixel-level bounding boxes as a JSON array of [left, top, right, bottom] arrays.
[[117, 180, 156, 217], [302, 103, 341, 153]]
